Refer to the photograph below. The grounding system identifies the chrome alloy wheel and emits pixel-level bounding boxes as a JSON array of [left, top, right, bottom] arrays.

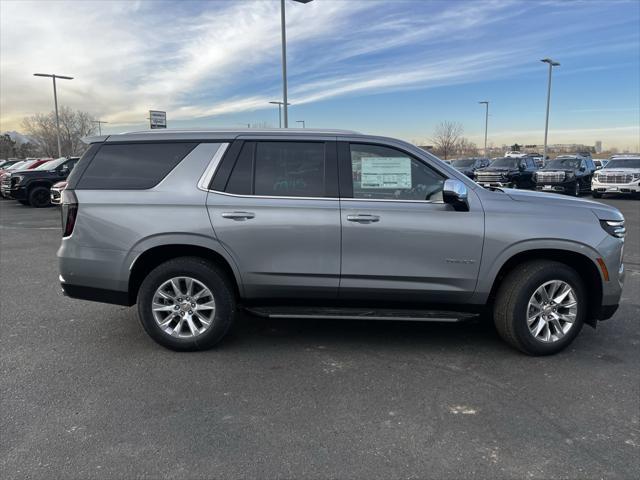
[[151, 277, 216, 338], [527, 280, 578, 343]]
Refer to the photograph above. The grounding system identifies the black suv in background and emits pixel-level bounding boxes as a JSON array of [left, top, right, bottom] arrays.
[[534, 155, 596, 196], [9, 157, 79, 207], [449, 157, 491, 178], [474, 156, 538, 189]]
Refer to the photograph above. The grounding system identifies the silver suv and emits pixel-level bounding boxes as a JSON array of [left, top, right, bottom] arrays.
[[58, 129, 625, 355]]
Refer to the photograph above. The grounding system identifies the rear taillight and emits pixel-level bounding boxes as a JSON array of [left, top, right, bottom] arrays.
[[61, 189, 78, 238]]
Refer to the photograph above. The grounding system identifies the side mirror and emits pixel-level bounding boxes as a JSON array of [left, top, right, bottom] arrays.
[[443, 179, 469, 212], [518, 163, 526, 171], [579, 166, 586, 172]]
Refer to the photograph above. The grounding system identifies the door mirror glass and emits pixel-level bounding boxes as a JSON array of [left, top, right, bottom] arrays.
[[442, 179, 469, 211]]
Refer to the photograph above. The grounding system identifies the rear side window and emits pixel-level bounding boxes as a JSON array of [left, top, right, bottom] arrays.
[[254, 142, 325, 197], [76, 142, 197, 189]]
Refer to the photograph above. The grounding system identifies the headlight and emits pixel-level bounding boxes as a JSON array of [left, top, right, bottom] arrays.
[[565, 172, 574, 179], [632, 173, 640, 180], [593, 173, 599, 181], [13, 175, 24, 185], [600, 220, 625, 239]]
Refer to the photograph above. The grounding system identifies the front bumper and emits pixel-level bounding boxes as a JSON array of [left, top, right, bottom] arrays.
[[591, 179, 640, 194], [476, 180, 514, 188], [535, 181, 576, 193], [9, 186, 27, 200]]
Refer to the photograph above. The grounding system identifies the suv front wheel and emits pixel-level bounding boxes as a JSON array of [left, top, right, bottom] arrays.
[[137, 257, 236, 351], [493, 260, 585, 355]]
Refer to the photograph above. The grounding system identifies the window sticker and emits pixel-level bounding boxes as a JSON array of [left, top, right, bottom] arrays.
[[360, 157, 412, 189]]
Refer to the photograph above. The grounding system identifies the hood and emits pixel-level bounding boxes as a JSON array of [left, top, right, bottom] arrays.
[[538, 169, 574, 173], [12, 169, 59, 178], [477, 167, 517, 173], [503, 188, 624, 221], [599, 168, 640, 173]]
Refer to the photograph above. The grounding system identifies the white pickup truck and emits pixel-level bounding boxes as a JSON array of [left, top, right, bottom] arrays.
[[591, 155, 640, 198]]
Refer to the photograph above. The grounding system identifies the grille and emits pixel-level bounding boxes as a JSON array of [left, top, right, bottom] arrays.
[[598, 173, 634, 184], [536, 171, 565, 183], [476, 173, 504, 182]]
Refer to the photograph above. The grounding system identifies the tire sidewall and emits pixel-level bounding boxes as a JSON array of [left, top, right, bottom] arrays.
[[510, 265, 585, 355], [29, 186, 51, 208], [137, 258, 235, 351]]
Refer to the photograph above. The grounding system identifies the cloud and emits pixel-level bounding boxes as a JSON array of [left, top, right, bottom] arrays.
[[1, 0, 638, 134]]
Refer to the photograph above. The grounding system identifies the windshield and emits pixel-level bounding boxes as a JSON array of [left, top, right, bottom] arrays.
[[8, 161, 28, 171], [490, 158, 519, 168], [451, 159, 476, 168], [604, 159, 640, 169], [545, 158, 581, 169], [35, 157, 66, 170]]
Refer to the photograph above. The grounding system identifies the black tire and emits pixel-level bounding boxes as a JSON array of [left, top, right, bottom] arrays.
[[28, 186, 51, 208], [592, 192, 602, 198], [572, 181, 580, 197], [493, 260, 585, 355], [137, 257, 236, 351]]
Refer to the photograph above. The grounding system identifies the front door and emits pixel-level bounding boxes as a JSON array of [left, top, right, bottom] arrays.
[[206, 140, 341, 300], [338, 142, 484, 304]]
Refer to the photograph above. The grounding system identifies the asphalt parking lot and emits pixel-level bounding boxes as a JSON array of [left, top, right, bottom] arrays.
[[1, 196, 638, 479]]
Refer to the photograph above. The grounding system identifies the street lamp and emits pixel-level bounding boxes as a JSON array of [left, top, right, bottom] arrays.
[[541, 58, 560, 162], [296, 120, 306, 128], [280, 0, 313, 128], [92, 120, 108, 136], [478, 101, 489, 156], [269, 100, 291, 128], [34, 73, 73, 158]]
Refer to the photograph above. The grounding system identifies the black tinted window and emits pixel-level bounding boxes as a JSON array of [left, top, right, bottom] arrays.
[[254, 142, 325, 197], [77, 142, 196, 189], [225, 142, 254, 195]]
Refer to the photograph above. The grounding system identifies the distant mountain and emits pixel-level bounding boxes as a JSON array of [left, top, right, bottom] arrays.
[[2, 131, 36, 145]]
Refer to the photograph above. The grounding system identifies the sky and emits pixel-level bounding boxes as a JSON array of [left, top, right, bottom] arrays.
[[1, 0, 639, 150]]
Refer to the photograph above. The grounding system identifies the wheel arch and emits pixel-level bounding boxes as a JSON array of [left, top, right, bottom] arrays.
[[486, 248, 603, 327], [127, 241, 243, 305]]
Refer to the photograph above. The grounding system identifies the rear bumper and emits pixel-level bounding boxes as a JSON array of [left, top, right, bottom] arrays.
[[61, 282, 132, 306]]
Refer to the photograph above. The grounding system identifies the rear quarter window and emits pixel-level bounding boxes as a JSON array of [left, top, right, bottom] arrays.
[[75, 142, 197, 190]]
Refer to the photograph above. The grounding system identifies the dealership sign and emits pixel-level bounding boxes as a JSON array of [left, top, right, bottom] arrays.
[[149, 110, 166, 129]]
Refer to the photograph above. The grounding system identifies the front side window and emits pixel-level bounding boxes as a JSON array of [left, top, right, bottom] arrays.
[[350, 144, 445, 201], [253, 142, 325, 197]]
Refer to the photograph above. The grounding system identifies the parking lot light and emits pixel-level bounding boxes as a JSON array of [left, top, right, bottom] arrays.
[[33, 73, 73, 158], [478, 101, 489, 155], [540, 58, 560, 162]]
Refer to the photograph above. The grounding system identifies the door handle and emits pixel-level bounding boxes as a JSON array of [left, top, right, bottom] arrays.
[[346, 214, 380, 223], [221, 211, 255, 220]]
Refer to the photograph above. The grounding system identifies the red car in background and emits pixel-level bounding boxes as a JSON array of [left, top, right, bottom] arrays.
[[0, 158, 53, 198]]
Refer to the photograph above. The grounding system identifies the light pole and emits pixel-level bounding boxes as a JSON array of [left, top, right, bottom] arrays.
[[280, 0, 313, 128], [478, 101, 489, 156], [92, 120, 108, 136], [296, 120, 306, 128], [269, 101, 291, 128], [541, 58, 560, 162], [34, 73, 73, 158]]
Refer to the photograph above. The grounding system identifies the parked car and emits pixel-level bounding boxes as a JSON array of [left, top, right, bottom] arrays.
[[474, 156, 538, 189], [57, 129, 624, 356], [533, 155, 596, 196], [0, 160, 42, 198], [449, 157, 491, 178], [50, 181, 67, 205], [9, 157, 79, 207], [526, 153, 544, 168], [593, 159, 609, 170], [504, 151, 527, 158], [591, 155, 640, 198]]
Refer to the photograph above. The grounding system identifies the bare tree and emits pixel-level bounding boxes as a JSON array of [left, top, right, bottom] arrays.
[[456, 137, 479, 157], [431, 121, 463, 160], [22, 107, 97, 157]]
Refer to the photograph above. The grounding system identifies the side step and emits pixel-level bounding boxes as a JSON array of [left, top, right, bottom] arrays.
[[243, 306, 478, 323]]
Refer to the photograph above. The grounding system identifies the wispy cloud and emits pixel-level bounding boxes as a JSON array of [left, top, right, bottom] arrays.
[[1, 0, 638, 139]]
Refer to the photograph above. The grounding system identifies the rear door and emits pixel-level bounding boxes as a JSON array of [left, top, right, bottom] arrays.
[[206, 139, 341, 300], [338, 141, 484, 304]]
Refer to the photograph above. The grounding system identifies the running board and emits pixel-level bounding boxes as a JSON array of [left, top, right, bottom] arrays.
[[243, 306, 478, 323]]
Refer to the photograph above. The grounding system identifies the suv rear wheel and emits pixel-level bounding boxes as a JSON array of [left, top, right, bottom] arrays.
[[137, 257, 236, 351], [493, 260, 585, 355]]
